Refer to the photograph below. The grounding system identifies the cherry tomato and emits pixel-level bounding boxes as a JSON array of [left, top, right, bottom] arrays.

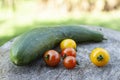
[[60, 39, 77, 50], [90, 48, 110, 67], [44, 50, 60, 67], [63, 56, 76, 69], [61, 48, 76, 58]]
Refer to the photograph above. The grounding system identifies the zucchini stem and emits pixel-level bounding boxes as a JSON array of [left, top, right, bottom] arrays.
[[103, 37, 107, 40]]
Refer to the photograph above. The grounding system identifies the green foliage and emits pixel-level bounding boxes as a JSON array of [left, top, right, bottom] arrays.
[[0, 0, 120, 46], [0, 13, 120, 46]]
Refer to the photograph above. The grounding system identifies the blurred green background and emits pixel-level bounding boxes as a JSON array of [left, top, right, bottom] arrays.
[[0, 0, 120, 46]]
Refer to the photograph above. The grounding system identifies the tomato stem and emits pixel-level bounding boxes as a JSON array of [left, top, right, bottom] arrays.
[[63, 54, 67, 59], [76, 61, 79, 65], [97, 55, 104, 61], [45, 55, 49, 60], [75, 48, 77, 51]]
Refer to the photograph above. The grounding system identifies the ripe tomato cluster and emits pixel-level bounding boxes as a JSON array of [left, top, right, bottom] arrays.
[[62, 48, 77, 69], [43, 39, 77, 69], [43, 39, 110, 69]]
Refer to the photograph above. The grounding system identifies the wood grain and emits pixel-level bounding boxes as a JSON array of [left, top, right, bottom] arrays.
[[0, 26, 120, 80]]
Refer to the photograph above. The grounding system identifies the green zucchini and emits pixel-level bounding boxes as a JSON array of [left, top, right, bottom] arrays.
[[10, 25, 104, 66]]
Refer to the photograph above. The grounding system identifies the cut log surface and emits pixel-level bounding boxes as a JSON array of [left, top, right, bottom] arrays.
[[0, 26, 120, 80]]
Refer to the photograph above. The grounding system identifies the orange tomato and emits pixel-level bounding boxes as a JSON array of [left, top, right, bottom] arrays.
[[44, 50, 60, 67], [61, 48, 76, 58], [63, 56, 76, 69]]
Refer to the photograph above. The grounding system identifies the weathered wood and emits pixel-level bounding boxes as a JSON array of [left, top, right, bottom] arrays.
[[0, 26, 120, 80]]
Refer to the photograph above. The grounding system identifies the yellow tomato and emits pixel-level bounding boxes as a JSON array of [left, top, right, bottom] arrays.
[[90, 48, 110, 67], [60, 39, 76, 50]]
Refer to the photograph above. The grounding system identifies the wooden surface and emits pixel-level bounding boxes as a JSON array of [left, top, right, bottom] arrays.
[[0, 26, 120, 80]]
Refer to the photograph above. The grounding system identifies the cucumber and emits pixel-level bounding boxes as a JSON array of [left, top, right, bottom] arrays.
[[10, 25, 104, 66]]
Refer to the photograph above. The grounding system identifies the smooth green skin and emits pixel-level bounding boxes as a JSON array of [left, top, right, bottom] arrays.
[[10, 26, 104, 66]]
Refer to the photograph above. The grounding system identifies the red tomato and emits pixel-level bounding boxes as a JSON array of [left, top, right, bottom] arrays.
[[63, 56, 76, 69], [44, 50, 60, 67], [61, 48, 76, 58]]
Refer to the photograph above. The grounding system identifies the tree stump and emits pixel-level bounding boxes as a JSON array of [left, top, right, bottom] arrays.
[[0, 26, 120, 80]]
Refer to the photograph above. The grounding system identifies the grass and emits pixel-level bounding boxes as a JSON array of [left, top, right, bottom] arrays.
[[0, 1, 120, 46]]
